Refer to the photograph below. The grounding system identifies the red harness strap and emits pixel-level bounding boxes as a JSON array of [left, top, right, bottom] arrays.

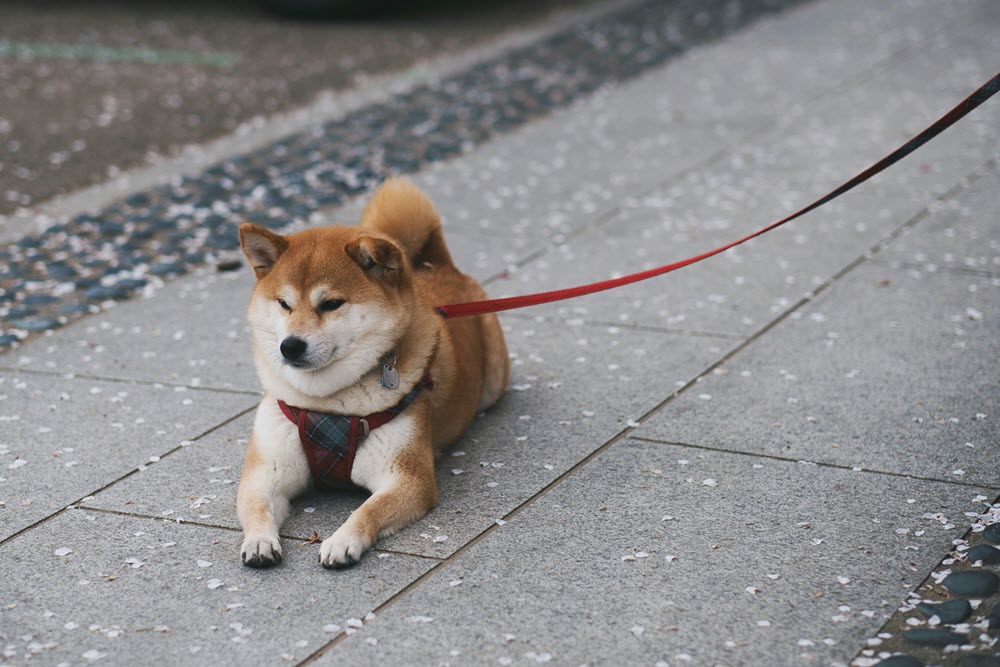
[[277, 374, 433, 489], [277, 400, 357, 485]]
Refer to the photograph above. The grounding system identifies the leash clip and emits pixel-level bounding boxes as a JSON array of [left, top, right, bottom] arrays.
[[358, 418, 370, 439]]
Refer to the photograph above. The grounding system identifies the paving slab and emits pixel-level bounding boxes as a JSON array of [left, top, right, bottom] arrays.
[[0, 509, 434, 666], [82, 317, 737, 559], [485, 34, 1000, 335], [633, 258, 999, 488], [873, 168, 1000, 276], [330, 0, 985, 247], [0, 271, 258, 391], [0, 371, 255, 542], [319, 438, 989, 667]]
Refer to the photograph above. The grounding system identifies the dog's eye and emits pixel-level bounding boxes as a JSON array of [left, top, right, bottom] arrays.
[[277, 299, 291, 311], [319, 299, 345, 313]]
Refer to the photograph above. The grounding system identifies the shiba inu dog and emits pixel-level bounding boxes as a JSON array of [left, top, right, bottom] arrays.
[[236, 178, 509, 568]]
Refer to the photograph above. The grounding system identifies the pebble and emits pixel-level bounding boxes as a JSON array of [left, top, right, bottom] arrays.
[[963, 657, 1000, 667], [84, 285, 129, 301], [984, 524, 1000, 545], [10, 317, 61, 332], [21, 294, 59, 306], [148, 261, 187, 277], [942, 571, 1000, 596], [902, 628, 966, 647], [987, 604, 1000, 629], [876, 657, 923, 667], [57, 303, 91, 315], [915, 599, 971, 624], [967, 544, 1000, 564]]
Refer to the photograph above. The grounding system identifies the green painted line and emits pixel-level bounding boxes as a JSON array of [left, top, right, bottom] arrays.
[[0, 41, 240, 67]]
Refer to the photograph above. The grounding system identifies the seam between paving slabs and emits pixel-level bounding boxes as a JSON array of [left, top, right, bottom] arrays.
[[297, 154, 999, 666], [0, 366, 262, 396], [501, 311, 748, 341], [63, 505, 447, 563], [628, 435, 1000, 492], [0, 404, 256, 550], [867, 258, 1000, 281]]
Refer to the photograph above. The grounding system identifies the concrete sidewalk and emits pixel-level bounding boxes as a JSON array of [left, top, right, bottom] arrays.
[[1, 0, 998, 665]]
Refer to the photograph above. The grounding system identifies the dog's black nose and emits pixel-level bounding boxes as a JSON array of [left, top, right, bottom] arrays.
[[280, 337, 307, 361]]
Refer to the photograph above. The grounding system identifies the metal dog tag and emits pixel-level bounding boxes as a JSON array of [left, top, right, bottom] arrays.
[[380, 353, 399, 390]]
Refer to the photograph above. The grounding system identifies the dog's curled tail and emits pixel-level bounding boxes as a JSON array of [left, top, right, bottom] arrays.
[[359, 178, 453, 268]]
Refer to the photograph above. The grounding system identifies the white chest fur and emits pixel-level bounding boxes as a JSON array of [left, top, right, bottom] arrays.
[[350, 412, 416, 493], [252, 398, 312, 495]]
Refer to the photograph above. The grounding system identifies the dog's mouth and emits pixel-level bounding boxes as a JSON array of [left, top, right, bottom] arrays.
[[280, 346, 339, 372]]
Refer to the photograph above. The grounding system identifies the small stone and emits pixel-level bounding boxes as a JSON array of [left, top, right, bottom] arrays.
[[21, 294, 59, 305], [84, 285, 128, 301], [942, 571, 999, 596], [216, 259, 242, 272], [967, 544, 1000, 564], [0, 333, 20, 347], [915, 599, 971, 624], [10, 317, 60, 331], [876, 657, 923, 667], [902, 628, 966, 647], [57, 302, 91, 315], [987, 604, 1000, 629], [6, 306, 38, 318], [983, 524, 1000, 544], [117, 278, 149, 290], [149, 261, 186, 276], [963, 657, 1000, 667]]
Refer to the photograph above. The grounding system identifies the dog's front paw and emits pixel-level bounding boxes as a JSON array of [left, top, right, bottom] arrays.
[[241, 533, 283, 568], [319, 527, 372, 569]]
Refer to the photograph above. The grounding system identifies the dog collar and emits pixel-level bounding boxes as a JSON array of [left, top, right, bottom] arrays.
[[277, 374, 432, 489]]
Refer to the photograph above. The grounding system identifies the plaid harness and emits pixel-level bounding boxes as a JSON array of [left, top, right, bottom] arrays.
[[277, 377, 430, 489]]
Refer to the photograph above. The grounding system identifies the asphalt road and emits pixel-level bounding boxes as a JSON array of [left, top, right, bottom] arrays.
[[0, 0, 596, 216]]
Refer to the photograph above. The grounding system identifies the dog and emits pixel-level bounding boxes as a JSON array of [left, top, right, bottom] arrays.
[[236, 178, 510, 568]]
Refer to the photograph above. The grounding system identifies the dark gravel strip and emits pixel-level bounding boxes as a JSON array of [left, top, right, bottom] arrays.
[[856, 496, 1000, 667], [0, 0, 808, 348]]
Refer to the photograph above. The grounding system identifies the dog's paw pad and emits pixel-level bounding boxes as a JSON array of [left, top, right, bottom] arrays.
[[319, 529, 369, 569], [241, 534, 283, 568]]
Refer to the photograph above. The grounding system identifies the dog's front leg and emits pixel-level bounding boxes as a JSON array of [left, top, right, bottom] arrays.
[[320, 416, 437, 568], [237, 402, 311, 567]]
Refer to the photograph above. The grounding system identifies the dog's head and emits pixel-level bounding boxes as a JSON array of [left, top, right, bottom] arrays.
[[239, 223, 411, 397]]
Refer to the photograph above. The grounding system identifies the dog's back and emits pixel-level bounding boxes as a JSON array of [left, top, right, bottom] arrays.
[[359, 178, 510, 436]]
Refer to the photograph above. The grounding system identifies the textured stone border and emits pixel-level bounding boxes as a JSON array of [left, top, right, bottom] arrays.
[[853, 499, 1000, 667], [0, 0, 808, 348]]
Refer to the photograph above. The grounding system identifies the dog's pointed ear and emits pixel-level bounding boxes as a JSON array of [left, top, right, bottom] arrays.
[[345, 235, 403, 285], [239, 223, 288, 279]]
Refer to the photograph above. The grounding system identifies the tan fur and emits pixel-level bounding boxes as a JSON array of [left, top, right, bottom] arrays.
[[236, 177, 509, 568]]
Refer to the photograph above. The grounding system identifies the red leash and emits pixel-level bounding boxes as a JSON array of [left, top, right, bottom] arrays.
[[435, 72, 1000, 319]]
